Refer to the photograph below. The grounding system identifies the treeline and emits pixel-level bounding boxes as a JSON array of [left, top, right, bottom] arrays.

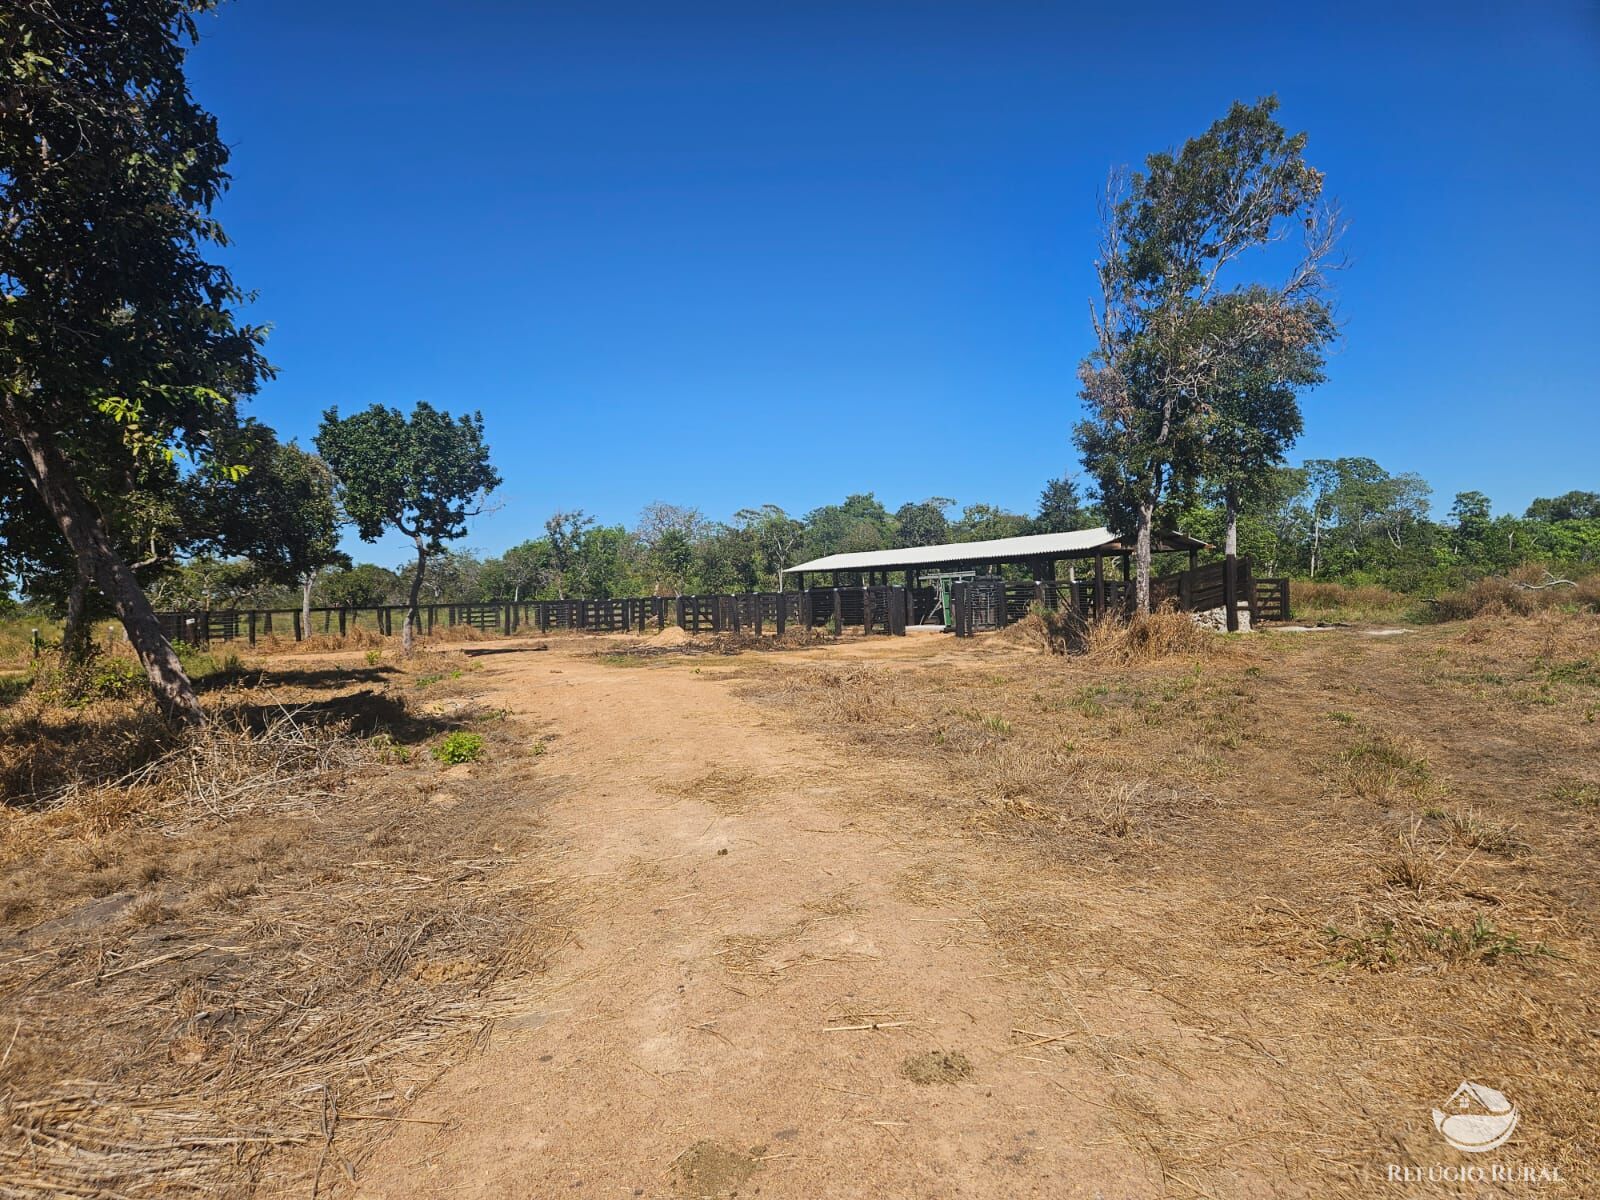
[[139, 467, 1600, 612]]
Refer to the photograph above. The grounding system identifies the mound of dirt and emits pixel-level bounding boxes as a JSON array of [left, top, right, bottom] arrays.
[[654, 625, 693, 646], [670, 1139, 764, 1197], [901, 1049, 974, 1085]]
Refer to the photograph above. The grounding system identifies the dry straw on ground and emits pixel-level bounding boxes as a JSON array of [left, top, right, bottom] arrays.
[[735, 609, 1600, 1190], [0, 664, 560, 1197]]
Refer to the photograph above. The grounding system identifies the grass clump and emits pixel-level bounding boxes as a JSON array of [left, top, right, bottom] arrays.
[[1083, 609, 1215, 665], [1340, 731, 1432, 803], [431, 731, 485, 765]]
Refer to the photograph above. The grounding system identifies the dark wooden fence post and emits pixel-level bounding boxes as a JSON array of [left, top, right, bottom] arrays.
[[292, 610, 303, 641], [952, 582, 969, 637], [247, 611, 257, 646], [862, 587, 874, 635], [831, 588, 843, 636]]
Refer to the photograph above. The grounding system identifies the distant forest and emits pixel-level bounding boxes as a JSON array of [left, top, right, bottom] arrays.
[[124, 461, 1598, 611]]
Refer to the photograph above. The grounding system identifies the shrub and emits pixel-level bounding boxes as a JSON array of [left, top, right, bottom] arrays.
[[431, 731, 484, 765]]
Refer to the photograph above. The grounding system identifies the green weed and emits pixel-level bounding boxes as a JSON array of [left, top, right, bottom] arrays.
[[431, 731, 485, 765]]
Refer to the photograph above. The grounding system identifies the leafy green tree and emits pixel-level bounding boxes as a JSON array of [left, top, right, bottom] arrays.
[[543, 510, 596, 599], [893, 498, 954, 548], [734, 505, 806, 585], [1, 450, 202, 659], [801, 494, 894, 560], [952, 504, 1030, 543], [320, 563, 402, 609], [1033, 475, 1093, 534], [1195, 287, 1334, 612], [316, 402, 500, 653], [481, 539, 553, 602], [634, 503, 704, 594], [1525, 491, 1600, 523], [570, 525, 642, 598], [1075, 97, 1338, 610], [197, 428, 347, 631], [0, 1, 271, 718]]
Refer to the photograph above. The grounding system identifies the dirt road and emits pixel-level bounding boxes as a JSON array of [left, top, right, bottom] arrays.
[[357, 639, 1149, 1198]]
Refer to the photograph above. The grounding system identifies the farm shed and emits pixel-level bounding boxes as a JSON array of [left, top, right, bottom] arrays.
[[781, 527, 1209, 623]]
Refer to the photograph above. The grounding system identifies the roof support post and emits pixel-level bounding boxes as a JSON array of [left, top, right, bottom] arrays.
[[1093, 550, 1106, 621]]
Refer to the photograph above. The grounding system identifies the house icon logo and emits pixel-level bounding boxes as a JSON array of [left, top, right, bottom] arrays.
[[1432, 1081, 1519, 1153]]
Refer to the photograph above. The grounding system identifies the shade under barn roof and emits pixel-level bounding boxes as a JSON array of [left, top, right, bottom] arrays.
[[781, 527, 1209, 577]]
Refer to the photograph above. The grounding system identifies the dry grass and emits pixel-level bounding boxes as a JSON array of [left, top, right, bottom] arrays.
[[0, 660, 561, 1197], [1081, 609, 1217, 664], [1289, 580, 1411, 623], [1432, 564, 1600, 621], [735, 611, 1600, 1191]]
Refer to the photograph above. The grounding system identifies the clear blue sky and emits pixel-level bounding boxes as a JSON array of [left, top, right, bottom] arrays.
[[189, 1, 1599, 561]]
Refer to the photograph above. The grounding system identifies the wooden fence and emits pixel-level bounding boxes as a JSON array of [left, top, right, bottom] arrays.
[[949, 560, 1291, 637], [157, 568, 1288, 649], [155, 586, 914, 647]]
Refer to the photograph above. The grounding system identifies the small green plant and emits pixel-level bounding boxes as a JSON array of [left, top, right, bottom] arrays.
[[370, 733, 412, 764], [414, 673, 443, 688], [1543, 779, 1598, 807], [1322, 921, 1399, 969], [1328, 710, 1356, 725], [365, 649, 383, 666], [431, 731, 485, 765], [1425, 917, 1548, 964], [530, 739, 548, 756], [980, 714, 1012, 736]]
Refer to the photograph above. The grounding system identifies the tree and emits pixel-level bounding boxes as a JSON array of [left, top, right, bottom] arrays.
[[1525, 491, 1600, 523], [634, 503, 704, 594], [197, 428, 347, 632], [802, 494, 893, 560], [316, 402, 500, 653], [1, 449, 200, 660], [952, 504, 1030, 543], [1075, 97, 1339, 611], [1195, 288, 1333, 625], [1, 1, 271, 719], [734, 505, 806, 585], [1033, 475, 1092, 534], [893, 498, 954, 547], [320, 563, 401, 609], [481, 540, 553, 602], [544, 510, 596, 599]]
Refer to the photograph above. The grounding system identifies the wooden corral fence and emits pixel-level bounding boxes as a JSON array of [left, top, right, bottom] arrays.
[[154, 586, 913, 647], [948, 558, 1290, 637], [156, 568, 1287, 649]]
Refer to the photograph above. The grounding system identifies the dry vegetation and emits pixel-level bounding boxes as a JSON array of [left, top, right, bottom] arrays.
[[730, 610, 1600, 1190], [0, 648, 563, 1197]]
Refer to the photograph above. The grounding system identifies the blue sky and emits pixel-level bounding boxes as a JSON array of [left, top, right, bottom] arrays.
[[189, 1, 1600, 561]]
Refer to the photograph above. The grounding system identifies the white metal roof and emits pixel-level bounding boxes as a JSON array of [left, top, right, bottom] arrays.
[[782, 527, 1123, 575]]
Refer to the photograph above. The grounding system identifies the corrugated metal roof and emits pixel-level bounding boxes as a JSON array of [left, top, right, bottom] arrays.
[[782, 528, 1123, 575]]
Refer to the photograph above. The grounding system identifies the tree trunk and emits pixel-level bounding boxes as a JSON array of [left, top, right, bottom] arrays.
[[403, 542, 427, 655], [1134, 501, 1154, 614], [2, 398, 201, 722], [301, 572, 314, 638], [1223, 488, 1240, 633], [61, 566, 93, 664]]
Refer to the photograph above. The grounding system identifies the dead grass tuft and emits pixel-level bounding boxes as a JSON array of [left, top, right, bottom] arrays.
[[1081, 610, 1216, 665]]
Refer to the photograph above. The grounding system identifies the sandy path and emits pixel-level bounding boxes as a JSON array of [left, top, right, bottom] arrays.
[[356, 638, 1144, 1198]]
